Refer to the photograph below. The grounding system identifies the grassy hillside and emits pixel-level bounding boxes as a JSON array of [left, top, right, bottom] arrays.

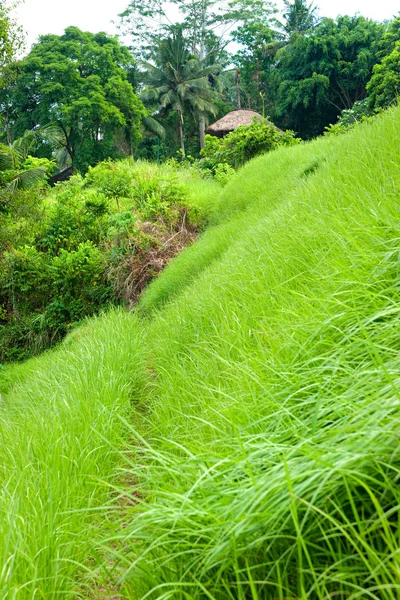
[[1, 107, 400, 598]]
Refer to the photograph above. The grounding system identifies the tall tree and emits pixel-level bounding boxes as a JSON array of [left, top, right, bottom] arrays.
[[0, 0, 24, 74], [120, 0, 273, 147], [268, 16, 384, 137], [232, 20, 275, 111], [141, 28, 219, 155], [231, 0, 318, 113], [275, 0, 319, 38], [120, 0, 272, 59], [0, 1, 24, 144], [11, 27, 145, 172]]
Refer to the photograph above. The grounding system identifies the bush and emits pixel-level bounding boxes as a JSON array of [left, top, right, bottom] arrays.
[[22, 156, 57, 179], [0, 158, 213, 362], [0, 246, 51, 312], [324, 100, 379, 136], [85, 160, 135, 208], [0, 241, 112, 361], [40, 188, 110, 254], [201, 119, 299, 170], [50, 241, 111, 322], [214, 162, 235, 186]]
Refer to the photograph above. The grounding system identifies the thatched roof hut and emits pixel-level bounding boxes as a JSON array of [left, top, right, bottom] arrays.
[[206, 109, 264, 138]]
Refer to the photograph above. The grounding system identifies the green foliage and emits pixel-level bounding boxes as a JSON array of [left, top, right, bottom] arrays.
[[21, 155, 57, 177], [367, 18, 400, 110], [335, 98, 373, 126], [201, 119, 299, 169], [40, 189, 110, 254], [276, 0, 319, 36], [0, 158, 216, 361], [268, 16, 384, 137], [141, 28, 221, 155], [0, 128, 62, 202], [214, 161, 235, 185], [120, 0, 275, 61], [107, 210, 137, 244], [1, 102, 400, 598], [232, 20, 275, 114], [132, 171, 188, 217], [0, 240, 112, 361], [12, 27, 146, 172], [50, 241, 110, 320], [85, 160, 134, 200], [0, 1, 24, 74], [324, 99, 378, 135], [0, 180, 114, 360]]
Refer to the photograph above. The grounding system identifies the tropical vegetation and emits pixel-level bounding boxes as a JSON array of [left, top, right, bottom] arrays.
[[0, 1, 400, 598], [1, 98, 400, 599]]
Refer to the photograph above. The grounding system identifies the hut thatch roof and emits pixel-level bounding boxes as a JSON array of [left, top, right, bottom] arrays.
[[206, 109, 264, 138]]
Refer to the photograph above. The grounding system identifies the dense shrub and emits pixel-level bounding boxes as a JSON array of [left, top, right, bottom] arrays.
[[40, 188, 111, 254], [0, 241, 112, 361], [84, 160, 135, 209], [0, 158, 216, 361], [201, 119, 299, 170]]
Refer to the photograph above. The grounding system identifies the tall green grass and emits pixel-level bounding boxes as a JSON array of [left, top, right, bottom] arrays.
[[1, 107, 400, 598], [117, 159, 222, 219], [0, 310, 146, 598], [110, 108, 400, 597]]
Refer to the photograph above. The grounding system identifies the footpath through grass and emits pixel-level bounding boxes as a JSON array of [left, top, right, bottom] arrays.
[[1, 107, 400, 598]]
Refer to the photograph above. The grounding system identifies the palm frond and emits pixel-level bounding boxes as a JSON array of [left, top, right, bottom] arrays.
[[7, 167, 47, 193], [11, 124, 66, 160], [143, 116, 166, 138], [160, 89, 178, 108], [0, 145, 14, 171], [12, 130, 38, 158], [141, 88, 160, 102], [55, 147, 71, 170]]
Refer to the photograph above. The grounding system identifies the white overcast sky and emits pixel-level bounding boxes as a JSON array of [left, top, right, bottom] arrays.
[[16, 0, 400, 51]]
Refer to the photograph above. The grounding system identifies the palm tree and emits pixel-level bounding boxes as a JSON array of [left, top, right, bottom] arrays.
[[0, 127, 56, 198], [276, 0, 319, 39], [141, 28, 220, 156], [266, 0, 319, 59]]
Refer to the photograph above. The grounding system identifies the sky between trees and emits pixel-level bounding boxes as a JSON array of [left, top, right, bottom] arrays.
[[16, 0, 400, 50]]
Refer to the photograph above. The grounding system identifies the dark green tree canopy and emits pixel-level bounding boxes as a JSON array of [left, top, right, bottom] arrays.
[[268, 16, 384, 137], [12, 27, 145, 172]]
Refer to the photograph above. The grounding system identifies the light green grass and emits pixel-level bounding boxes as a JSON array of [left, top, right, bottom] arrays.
[[114, 108, 400, 598], [117, 159, 222, 218], [1, 108, 400, 598], [0, 310, 146, 598]]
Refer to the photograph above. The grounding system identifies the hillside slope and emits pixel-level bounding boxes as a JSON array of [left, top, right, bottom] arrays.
[[1, 107, 400, 598]]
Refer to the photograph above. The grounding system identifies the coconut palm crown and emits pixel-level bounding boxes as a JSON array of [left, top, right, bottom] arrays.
[[141, 28, 220, 156]]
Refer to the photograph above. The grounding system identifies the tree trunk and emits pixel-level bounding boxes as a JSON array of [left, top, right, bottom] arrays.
[[178, 117, 185, 157], [199, 117, 206, 150], [236, 68, 241, 109], [199, 5, 207, 151]]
